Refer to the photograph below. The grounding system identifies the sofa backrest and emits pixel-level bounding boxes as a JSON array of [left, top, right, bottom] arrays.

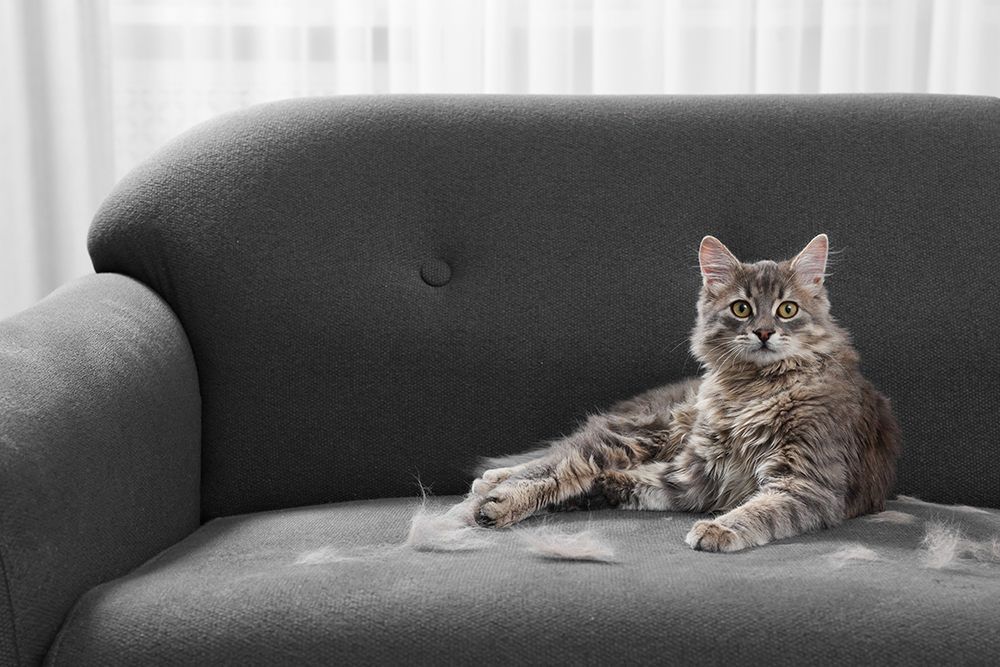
[[89, 95, 1000, 520]]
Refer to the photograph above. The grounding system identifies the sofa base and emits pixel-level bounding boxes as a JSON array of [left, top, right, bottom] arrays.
[[47, 496, 1000, 666]]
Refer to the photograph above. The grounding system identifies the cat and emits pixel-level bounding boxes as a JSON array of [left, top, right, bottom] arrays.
[[469, 234, 900, 552]]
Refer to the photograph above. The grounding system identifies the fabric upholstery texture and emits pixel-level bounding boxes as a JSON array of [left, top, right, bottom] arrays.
[[87, 95, 1000, 521], [47, 497, 1000, 666], [0, 274, 201, 666]]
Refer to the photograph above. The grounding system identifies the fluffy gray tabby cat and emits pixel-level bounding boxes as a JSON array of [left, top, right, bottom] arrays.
[[470, 234, 900, 552]]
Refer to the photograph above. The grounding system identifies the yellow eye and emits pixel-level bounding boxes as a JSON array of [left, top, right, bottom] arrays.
[[731, 301, 752, 318], [778, 301, 799, 318]]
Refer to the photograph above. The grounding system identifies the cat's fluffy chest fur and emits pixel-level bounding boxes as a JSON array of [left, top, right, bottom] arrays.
[[678, 354, 855, 514], [469, 234, 900, 553]]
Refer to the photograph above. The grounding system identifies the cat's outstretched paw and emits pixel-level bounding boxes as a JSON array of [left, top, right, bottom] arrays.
[[471, 467, 516, 498], [685, 520, 747, 553], [476, 487, 535, 529], [476, 497, 510, 528]]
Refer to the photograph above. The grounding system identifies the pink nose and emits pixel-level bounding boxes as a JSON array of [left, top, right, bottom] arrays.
[[754, 329, 775, 342]]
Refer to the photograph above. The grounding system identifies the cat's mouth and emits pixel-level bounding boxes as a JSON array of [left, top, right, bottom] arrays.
[[749, 339, 785, 362], [725, 335, 788, 365]]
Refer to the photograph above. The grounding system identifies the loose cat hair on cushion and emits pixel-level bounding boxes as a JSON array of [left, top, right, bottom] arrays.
[[468, 234, 901, 552]]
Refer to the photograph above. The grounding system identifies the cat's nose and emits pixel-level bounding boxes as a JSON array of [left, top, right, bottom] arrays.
[[754, 329, 775, 342]]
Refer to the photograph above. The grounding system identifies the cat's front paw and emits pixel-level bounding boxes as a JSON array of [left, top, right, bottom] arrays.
[[476, 487, 534, 529], [476, 497, 510, 528], [685, 520, 747, 553], [471, 467, 517, 498]]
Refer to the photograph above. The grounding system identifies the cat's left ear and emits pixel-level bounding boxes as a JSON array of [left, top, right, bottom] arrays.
[[699, 236, 740, 285], [791, 234, 828, 285]]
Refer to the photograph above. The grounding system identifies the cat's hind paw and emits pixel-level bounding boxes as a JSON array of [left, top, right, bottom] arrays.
[[685, 520, 747, 553]]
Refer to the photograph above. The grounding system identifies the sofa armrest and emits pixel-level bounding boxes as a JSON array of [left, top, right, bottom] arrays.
[[0, 273, 201, 667]]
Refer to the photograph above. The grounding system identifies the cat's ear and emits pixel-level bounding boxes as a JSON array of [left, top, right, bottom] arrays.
[[699, 236, 740, 285], [791, 234, 828, 285]]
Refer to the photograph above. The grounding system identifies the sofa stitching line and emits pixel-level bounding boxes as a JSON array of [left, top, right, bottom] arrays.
[[36, 582, 81, 667], [0, 546, 22, 666]]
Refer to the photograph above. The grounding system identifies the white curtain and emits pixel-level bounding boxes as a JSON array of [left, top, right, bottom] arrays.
[[1, 0, 113, 318], [3, 0, 1000, 320]]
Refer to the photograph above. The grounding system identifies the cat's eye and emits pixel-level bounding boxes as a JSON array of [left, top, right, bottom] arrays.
[[731, 301, 752, 318], [778, 301, 799, 318]]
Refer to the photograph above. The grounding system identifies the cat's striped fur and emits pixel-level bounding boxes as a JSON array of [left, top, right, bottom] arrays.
[[471, 234, 900, 552]]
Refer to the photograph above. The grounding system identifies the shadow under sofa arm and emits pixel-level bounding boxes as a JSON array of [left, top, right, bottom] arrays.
[[0, 273, 201, 667]]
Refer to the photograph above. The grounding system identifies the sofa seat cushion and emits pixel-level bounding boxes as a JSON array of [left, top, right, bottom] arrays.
[[47, 497, 1000, 666]]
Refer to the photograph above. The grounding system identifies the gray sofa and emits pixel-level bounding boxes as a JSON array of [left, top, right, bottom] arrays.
[[2, 95, 998, 666]]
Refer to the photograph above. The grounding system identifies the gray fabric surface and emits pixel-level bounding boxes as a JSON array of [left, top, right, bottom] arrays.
[[0, 274, 202, 666], [48, 496, 1000, 666], [87, 94, 1000, 520], [15, 95, 998, 664]]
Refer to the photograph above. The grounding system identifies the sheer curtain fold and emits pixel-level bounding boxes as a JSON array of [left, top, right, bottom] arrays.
[[1, 0, 113, 319], [930, 0, 1000, 94], [3, 0, 1000, 319], [103, 0, 1000, 176]]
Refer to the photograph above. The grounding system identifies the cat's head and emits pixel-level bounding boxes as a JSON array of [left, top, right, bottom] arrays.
[[692, 234, 844, 369]]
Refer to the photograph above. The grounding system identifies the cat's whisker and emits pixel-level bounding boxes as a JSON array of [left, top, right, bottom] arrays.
[[666, 336, 691, 355], [716, 341, 746, 371]]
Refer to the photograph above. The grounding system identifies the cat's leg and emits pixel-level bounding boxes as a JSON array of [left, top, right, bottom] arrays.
[[475, 379, 698, 528], [476, 453, 603, 528], [470, 445, 557, 498], [685, 478, 843, 553], [569, 464, 676, 512], [475, 417, 670, 527], [470, 457, 546, 498]]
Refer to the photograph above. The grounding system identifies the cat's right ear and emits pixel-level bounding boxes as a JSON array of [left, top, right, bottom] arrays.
[[790, 233, 828, 285], [699, 236, 740, 285]]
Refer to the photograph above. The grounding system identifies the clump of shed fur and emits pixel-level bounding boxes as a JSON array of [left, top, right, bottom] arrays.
[[293, 547, 359, 565], [866, 510, 917, 524], [896, 495, 992, 515], [406, 493, 490, 552], [921, 521, 1000, 569], [517, 525, 616, 562], [406, 494, 617, 561], [827, 544, 881, 566]]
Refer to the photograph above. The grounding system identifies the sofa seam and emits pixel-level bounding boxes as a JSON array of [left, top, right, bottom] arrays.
[[37, 589, 74, 667], [0, 546, 22, 666], [37, 575, 105, 667]]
